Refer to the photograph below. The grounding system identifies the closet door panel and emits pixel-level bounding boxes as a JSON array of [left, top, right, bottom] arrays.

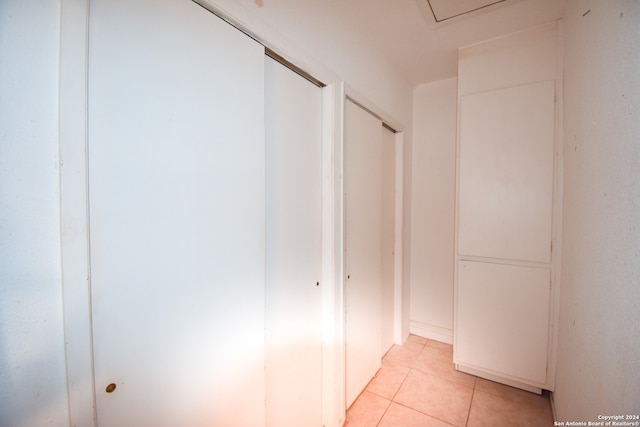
[[265, 56, 323, 427], [458, 81, 555, 263], [88, 1, 265, 425], [344, 100, 383, 408]]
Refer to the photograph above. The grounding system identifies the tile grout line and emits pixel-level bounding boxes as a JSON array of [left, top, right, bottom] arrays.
[[351, 343, 421, 427], [384, 342, 423, 401], [391, 342, 467, 427], [375, 342, 425, 426], [465, 376, 478, 427], [374, 398, 392, 427], [391, 400, 458, 426]]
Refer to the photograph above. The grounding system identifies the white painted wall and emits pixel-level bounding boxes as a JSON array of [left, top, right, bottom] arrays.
[[555, 0, 640, 419], [0, 1, 70, 426], [410, 78, 457, 343]]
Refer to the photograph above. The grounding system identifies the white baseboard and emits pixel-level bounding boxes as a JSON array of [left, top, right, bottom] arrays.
[[409, 320, 453, 345]]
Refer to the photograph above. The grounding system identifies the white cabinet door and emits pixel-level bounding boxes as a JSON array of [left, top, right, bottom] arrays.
[[88, 1, 265, 425], [456, 261, 550, 384], [344, 100, 383, 408], [458, 81, 555, 263], [265, 56, 323, 427]]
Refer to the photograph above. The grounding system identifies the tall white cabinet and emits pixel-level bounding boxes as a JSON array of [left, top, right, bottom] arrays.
[[454, 22, 561, 393]]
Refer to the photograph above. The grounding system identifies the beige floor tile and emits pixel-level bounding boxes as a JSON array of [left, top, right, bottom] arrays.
[[366, 360, 411, 400], [426, 339, 454, 353], [345, 390, 391, 427], [378, 402, 456, 427], [394, 370, 474, 427], [468, 379, 553, 427], [412, 346, 476, 388], [406, 334, 429, 346], [383, 341, 425, 368], [346, 337, 552, 427]]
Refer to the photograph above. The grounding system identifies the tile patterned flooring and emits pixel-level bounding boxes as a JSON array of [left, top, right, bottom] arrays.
[[345, 335, 554, 427]]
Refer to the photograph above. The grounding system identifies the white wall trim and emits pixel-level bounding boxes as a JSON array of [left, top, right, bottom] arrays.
[[58, 0, 96, 426], [409, 320, 453, 345]]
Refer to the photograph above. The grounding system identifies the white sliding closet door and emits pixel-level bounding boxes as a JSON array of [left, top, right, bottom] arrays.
[[265, 56, 323, 427], [87, 1, 265, 426], [344, 100, 383, 408]]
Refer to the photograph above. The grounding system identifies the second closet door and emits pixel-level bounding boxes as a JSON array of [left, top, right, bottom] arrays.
[[265, 56, 323, 427], [344, 99, 383, 408]]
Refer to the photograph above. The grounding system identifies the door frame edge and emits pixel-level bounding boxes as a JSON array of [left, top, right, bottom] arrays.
[[59, 0, 97, 425]]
